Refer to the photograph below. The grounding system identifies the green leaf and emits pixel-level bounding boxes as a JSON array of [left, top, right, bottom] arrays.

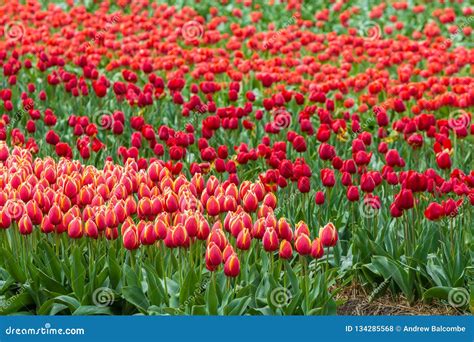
[[108, 247, 121, 289], [73, 305, 113, 315], [224, 297, 251, 315], [0, 292, 34, 315], [122, 286, 150, 312], [0, 247, 27, 283], [206, 275, 219, 315], [372, 256, 414, 303], [191, 305, 207, 315], [179, 268, 197, 306], [36, 269, 68, 294], [143, 263, 166, 306], [55, 295, 81, 312], [71, 246, 86, 303]]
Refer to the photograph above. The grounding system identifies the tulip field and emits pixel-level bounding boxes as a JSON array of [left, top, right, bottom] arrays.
[[0, 0, 473, 316]]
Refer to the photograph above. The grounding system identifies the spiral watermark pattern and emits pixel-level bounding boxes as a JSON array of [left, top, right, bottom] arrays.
[[359, 197, 380, 219], [271, 109, 292, 132], [91, 110, 114, 131], [448, 109, 470, 130], [181, 21, 204, 41], [92, 287, 115, 307], [360, 21, 382, 41], [269, 287, 292, 308], [4, 21, 25, 41], [447, 288, 469, 308]]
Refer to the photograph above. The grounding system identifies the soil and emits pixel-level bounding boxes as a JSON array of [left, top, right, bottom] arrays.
[[335, 284, 465, 316]]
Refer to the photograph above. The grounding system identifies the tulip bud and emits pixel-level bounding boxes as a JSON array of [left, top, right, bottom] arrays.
[[276, 218, 293, 241], [196, 217, 211, 240], [140, 223, 157, 245], [279, 240, 293, 259], [164, 191, 179, 213], [68, 217, 83, 239], [424, 202, 445, 221], [206, 196, 220, 216], [64, 177, 79, 198], [18, 215, 33, 235], [206, 242, 222, 268], [294, 221, 310, 238], [224, 253, 240, 277], [0, 209, 12, 229], [40, 215, 54, 234], [106, 227, 118, 240], [263, 193, 277, 209], [319, 222, 338, 247], [172, 224, 189, 247], [314, 191, 325, 205], [242, 191, 258, 212], [207, 227, 227, 250], [123, 227, 140, 250], [252, 217, 265, 239], [222, 244, 235, 262], [184, 213, 199, 238], [26, 200, 42, 225], [236, 228, 251, 250], [262, 228, 279, 252], [295, 233, 312, 255], [347, 186, 360, 202], [84, 219, 99, 239], [311, 237, 324, 259]]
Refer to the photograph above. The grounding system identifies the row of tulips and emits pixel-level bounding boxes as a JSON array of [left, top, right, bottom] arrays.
[[0, 147, 339, 314]]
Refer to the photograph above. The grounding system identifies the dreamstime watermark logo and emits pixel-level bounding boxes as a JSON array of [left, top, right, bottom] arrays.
[[181, 21, 204, 41], [271, 109, 292, 132], [91, 110, 114, 131], [0, 281, 30, 314], [92, 287, 115, 307], [269, 287, 292, 308], [448, 109, 470, 130], [180, 276, 210, 310], [4, 21, 25, 41], [367, 277, 390, 303], [440, 16, 473, 49], [359, 21, 382, 41], [5, 323, 85, 336], [358, 197, 380, 219], [448, 288, 469, 308], [263, 12, 301, 49]]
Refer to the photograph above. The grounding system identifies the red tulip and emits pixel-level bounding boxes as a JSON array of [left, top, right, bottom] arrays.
[[68, 217, 83, 239], [84, 219, 99, 239], [224, 253, 240, 277], [18, 215, 33, 235], [236, 228, 251, 250], [262, 228, 279, 252], [321, 169, 335, 187], [123, 227, 140, 250], [319, 222, 338, 247], [279, 240, 293, 259], [436, 151, 452, 169], [295, 234, 312, 255], [206, 196, 220, 216], [347, 186, 360, 202], [242, 191, 258, 212], [205, 242, 222, 268], [424, 202, 445, 221], [314, 191, 325, 205], [311, 237, 324, 259]]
